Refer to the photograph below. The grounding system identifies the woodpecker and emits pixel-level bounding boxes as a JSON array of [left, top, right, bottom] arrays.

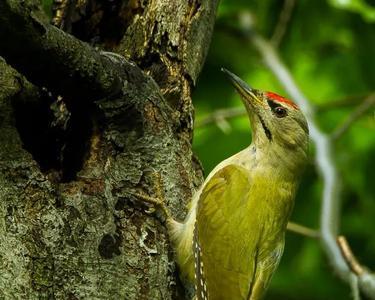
[[165, 69, 309, 300]]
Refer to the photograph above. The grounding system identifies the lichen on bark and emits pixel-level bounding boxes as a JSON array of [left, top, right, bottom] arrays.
[[0, 0, 219, 299]]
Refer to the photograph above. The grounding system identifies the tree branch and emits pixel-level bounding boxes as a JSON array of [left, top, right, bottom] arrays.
[[195, 106, 246, 131], [0, 0, 129, 101], [271, 0, 296, 47], [0, 0, 220, 298], [332, 94, 375, 140], [287, 221, 320, 239], [316, 92, 375, 112], [337, 236, 375, 299], [337, 236, 365, 276]]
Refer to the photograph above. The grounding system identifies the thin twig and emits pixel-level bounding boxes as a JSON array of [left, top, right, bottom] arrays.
[[271, 0, 296, 47], [317, 92, 375, 112], [337, 236, 365, 276], [236, 12, 375, 298], [350, 274, 361, 300], [195, 106, 246, 128], [287, 221, 320, 239], [337, 236, 365, 300], [332, 94, 375, 140]]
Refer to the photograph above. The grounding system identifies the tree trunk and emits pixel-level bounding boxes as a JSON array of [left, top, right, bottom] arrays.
[[0, 0, 218, 299]]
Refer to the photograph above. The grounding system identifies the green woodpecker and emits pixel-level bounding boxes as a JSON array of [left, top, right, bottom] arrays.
[[166, 69, 309, 300]]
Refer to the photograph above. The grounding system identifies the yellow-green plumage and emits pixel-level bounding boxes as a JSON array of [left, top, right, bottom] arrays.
[[195, 164, 294, 300], [167, 69, 309, 300]]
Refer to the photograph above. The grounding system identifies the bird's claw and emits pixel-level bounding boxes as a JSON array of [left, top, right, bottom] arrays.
[[127, 191, 172, 224]]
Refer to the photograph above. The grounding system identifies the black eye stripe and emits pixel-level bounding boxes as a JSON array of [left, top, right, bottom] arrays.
[[267, 100, 288, 118], [267, 99, 282, 110]]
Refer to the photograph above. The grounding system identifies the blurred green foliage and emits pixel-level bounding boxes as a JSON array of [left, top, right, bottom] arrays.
[[328, 0, 375, 22], [41, 0, 53, 17], [193, 0, 375, 299]]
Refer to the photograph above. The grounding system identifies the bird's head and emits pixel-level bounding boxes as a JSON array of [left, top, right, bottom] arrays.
[[222, 68, 309, 171]]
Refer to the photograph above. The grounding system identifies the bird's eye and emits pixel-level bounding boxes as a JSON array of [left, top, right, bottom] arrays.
[[273, 106, 287, 118]]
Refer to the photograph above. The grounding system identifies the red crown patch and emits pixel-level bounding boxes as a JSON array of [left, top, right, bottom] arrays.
[[266, 92, 299, 109]]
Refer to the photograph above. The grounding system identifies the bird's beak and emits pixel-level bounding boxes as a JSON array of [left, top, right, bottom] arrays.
[[221, 68, 273, 143], [221, 68, 263, 109]]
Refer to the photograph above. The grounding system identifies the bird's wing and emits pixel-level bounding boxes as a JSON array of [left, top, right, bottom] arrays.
[[247, 241, 284, 300], [194, 164, 267, 300]]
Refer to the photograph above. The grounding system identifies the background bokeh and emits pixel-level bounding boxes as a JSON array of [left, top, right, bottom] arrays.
[[193, 1, 375, 299]]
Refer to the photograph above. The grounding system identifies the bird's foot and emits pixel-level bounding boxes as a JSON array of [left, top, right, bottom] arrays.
[[126, 171, 174, 225], [127, 190, 173, 223]]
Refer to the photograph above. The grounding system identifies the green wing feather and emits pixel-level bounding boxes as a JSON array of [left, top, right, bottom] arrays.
[[195, 164, 284, 300]]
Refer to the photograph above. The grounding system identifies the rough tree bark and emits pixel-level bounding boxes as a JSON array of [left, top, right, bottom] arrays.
[[0, 0, 219, 299]]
